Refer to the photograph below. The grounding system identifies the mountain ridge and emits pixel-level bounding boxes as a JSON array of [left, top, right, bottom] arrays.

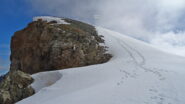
[[17, 25, 185, 104]]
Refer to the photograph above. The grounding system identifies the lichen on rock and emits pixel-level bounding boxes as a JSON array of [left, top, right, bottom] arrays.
[[0, 70, 34, 104]]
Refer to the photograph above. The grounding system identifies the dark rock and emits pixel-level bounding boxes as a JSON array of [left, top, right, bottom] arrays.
[[0, 70, 34, 104], [10, 17, 112, 74]]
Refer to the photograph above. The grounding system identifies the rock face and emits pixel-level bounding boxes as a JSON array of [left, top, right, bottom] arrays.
[[0, 70, 34, 104], [10, 17, 112, 74]]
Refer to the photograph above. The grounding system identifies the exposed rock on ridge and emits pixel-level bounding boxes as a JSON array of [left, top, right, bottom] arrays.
[[10, 16, 112, 74], [0, 16, 112, 104]]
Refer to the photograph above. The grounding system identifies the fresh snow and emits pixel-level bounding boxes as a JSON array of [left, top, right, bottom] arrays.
[[17, 27, 185, 104], [33, 16, 70, 24], [31, 71, 62, 92]]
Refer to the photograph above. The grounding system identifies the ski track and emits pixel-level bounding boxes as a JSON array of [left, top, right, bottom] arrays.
[[116, 39, 175, 104], [119, 40, 166, 80]]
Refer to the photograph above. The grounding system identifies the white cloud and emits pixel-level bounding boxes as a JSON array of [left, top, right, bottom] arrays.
[[27, 0, 185, 56], [150, 32, 185, 56]]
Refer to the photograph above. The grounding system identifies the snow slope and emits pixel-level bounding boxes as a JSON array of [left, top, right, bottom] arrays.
[[17, 27, 185, 104]]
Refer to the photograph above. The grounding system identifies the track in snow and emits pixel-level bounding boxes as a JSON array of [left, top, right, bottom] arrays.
[[119, 40, 166, 80]]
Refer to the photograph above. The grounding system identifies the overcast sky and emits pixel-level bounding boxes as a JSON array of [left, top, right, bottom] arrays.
[[27, 0, 185, 56], [1, 0, 185, 72]]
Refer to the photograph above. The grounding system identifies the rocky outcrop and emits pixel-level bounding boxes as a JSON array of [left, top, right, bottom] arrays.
[[0, 70, 34, 104], [10, 17, 112, 74], [0, 16, 112, 104]]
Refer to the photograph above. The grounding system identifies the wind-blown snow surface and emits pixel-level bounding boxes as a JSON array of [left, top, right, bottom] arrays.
[[18, 27, 185, 104]]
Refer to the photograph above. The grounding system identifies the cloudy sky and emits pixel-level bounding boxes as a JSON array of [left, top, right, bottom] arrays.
[[26, 0, 185, 55], [1, 0, 185, 71]]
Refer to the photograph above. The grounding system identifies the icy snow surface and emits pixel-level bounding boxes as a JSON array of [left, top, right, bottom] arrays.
[[33, 16, 70, 24], [18, 27, 185, 104]]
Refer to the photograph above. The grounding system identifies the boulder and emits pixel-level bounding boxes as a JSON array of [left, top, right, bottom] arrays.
[[0, 70, 34, 104], [10, 17, 112, 74]]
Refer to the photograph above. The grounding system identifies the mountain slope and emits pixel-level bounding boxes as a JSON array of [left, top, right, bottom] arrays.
[[17, 27, 185, 104]]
